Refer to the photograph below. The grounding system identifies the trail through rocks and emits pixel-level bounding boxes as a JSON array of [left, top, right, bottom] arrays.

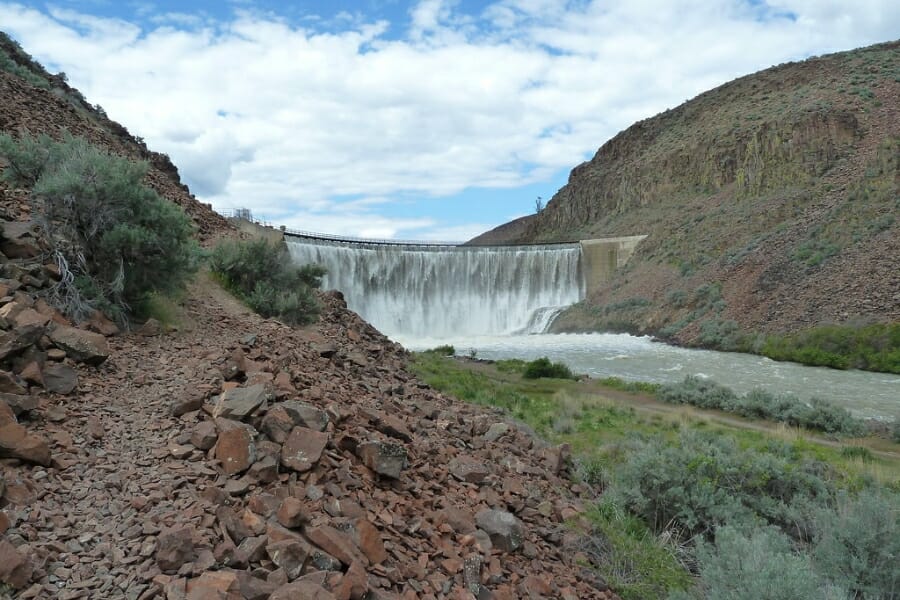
[[2, 277, 618, 599]]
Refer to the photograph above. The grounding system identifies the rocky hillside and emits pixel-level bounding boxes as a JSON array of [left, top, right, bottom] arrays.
[[0, 32, 616, 599], [477, 41, 900, 344], [0, 32, 229, 239]]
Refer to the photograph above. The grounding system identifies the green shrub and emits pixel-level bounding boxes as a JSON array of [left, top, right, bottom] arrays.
[[522, 357, 575, 379], [656, 377, 867, 437], [893, 420, 900, 443], [761, 323, 900, 373], [612, 430, 831, 539], [209, 238, 324, 325], [424, 344, 455, 356], [657, 376, 737, 410], [0, 132, 199, 323], [681, 526, 827, 600], [813, 490, 900, 598]]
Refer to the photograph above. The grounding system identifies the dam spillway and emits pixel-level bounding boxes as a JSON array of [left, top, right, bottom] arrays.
[[285, 236, 585, 339]]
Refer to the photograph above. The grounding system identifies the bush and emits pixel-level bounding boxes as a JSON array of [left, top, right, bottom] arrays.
[[656, 376, 867, 437], [424, 345, 455, 356], [209, 238, 324, 325], [761, 323, 900, 374], [682, 526, 827, 600], [657, 376, 737, 410], [0, 132, 198, 323], [612, 430, 831, 539], [813, 490, 900, 598], [522, 357, 575, 379]]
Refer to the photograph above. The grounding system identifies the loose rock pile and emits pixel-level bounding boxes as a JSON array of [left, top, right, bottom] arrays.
[[0, 268, 618, 598]]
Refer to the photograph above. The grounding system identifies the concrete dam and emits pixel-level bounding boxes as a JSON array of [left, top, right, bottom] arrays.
[[284, 231, 645, 339]]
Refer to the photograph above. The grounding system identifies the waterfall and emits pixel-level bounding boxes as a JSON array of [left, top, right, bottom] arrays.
[[286, 237, 585, 339]]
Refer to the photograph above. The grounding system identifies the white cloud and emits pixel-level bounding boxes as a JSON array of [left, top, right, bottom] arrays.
[[0, 0, 897, 238]]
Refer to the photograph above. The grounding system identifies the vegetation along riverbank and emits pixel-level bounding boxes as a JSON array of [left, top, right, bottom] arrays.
[[412, 349, 900, 600]]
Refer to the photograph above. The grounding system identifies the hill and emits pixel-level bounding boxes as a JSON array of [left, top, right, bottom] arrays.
[[476, 41, 900, 356], [0, 32, 229, 239]]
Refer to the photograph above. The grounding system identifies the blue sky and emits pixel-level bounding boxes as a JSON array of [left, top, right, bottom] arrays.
[[1, 1, 898, 240]]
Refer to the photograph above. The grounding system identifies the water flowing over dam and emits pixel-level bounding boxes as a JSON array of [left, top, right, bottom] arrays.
[[286, 236, 585, 338]]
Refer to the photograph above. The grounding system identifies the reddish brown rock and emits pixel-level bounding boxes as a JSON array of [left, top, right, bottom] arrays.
[[157, 527, 196, 572], [448, 456, 491, 484], [186, 570, 241, 597], [351, 518, 388, 564], [276, 496, 308, 529], [306, 525, 368, 567], [190, 421, 218, 450], [216, 427, 256, 475], [260, 405, 294, 444], [0, 422, 51, 465], [356, 441, 406, 479], [334, 561, 367, 600], [266, 539, 311, 580], [0, 370, 27, 395], [0, 539, 32, 588], [280, 426, 328, 473], [41, 363, 78, 394], [0, 392, 37, 415], [271, 581, 337, 600]]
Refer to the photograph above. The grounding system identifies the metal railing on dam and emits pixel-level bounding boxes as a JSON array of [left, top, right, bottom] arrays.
[[282, 228, 581, 249]]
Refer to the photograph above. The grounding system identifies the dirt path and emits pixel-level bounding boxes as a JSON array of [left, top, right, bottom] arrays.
[[8, 280, 256, 598]]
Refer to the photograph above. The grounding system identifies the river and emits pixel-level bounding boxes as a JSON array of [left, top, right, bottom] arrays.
[[395, 332, 900, 421]]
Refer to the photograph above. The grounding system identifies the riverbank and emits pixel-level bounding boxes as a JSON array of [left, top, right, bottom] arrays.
[[410, 351, 900, 599], [550, 302, 900, 375]]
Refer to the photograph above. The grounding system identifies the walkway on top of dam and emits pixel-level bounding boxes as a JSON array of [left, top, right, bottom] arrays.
[[283, 228, 580, 248]]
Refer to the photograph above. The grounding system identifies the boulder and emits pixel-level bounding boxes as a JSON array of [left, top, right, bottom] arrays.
[[48, 325, 109, 365], [0, 539, 33, 588], [448, 456, 491, 484], [190, 421, 218, 450], [0, 324, 45, 361], [216, 427, 256, 475], [281, 401, 330, 432], [356, 441, 406, 479], [280, 426, 328, 473], [156, 527, 196, 572], [0, 392, 38, 415], [266, 539, 311, 580], [214, 384, 268, 421], [0, 422, 51, 465], [476, 509, 524, 553], [41, 363, 78, 394], [0, 221, 42, 259]]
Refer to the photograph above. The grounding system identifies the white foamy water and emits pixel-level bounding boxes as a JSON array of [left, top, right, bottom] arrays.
[[287, 237, 584, 338], [397, 333, 900, 420]]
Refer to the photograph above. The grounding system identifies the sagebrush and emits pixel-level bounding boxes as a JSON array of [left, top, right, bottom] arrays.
[[209, 238, 324, 325], [0, 132, 199, 323]]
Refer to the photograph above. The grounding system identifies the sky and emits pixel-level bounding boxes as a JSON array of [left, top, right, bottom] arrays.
[[1, 2, 898, 241]]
